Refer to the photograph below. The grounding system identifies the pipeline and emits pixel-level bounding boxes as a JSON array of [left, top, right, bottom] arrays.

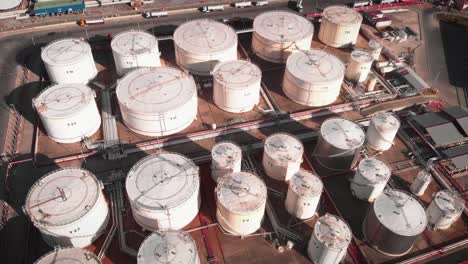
[[397, 237, 468, 264], [115, 181, 138, 257], [98, 188, 118, 259], [132, 99, 373, 154]]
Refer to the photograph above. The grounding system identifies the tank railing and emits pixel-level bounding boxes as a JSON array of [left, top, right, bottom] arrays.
[[98, 187, 117, 259]]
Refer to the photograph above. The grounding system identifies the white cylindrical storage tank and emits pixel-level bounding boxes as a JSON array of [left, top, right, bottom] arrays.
[[350, 158, 391, 202], [368, 40, 383, 61], [216, 171, 267, 236], [116, 67, 197, 136], [111, 30, 161, 76], [0, 0, 21, 10], [365, 74, 378, 92], [35, 248, 101, 264], [126, 152, 200, 231], [285, 170, 323, 219], [410, 170, 432, 196], [345, 50, 373, 83], [366, 112, 400, 152], [262, 133, 304, 181], [211, 141, 242, 182], [307, 213, 351, 264], [41, 38, 97, 84], [138, 230, 200, 264], [318, 6, 363, 48], [173, 19, 238, 76], [283, 49, 345, 107], [426, 190, 464, 231], [363, 189, 427, 256], [25, 168, 109, 248], [33, 83, 101, 144], [212, 60, 262, 113], [313, 118, 365, 173], [252, 11, 314, 63]]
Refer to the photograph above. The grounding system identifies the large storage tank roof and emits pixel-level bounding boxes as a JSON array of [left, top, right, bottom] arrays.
[[212, 141, 242, 168], [25, 168, 101, 227], [126, 152, 199, 211], [173, 19, 237, 55], [290, 170, 322, 198], [216, 172, 267, 215], [138, 230, 198, 264], [321, 118, 365, 150], [322, 5, 362, 26], [264, 133, 304, 163], [371, 112, 400, 130], [357, 158, 391, 183], [286, 49, 345, 85], [314, 214, 351, 249], [374, 190, 427, 236], [116, 67, 196, 114], [41, 38, 92, 66], [0, 0, 21, 10], [212, 60, 261, 89], [35, 248, 101, 264], [433, 190, 464, 215], [111, 30, 158, 56], [351, 50, 373, 63], [34, 83, 95, 119], [253, 11, 314, 43]]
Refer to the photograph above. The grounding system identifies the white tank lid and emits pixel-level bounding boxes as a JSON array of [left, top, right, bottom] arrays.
[[35, 248, 101, 264], [322, 5, 362, 25], [126, 152, 199, 211], [357, 158, 391, 183], [433, 190, 464, 215], [173, 19, 237, 54], [373, 189, 427, 236], [264, 133, 304, 163], [34, 83, 95, 118], [350, 50, 373, 63], [0, 0, 21, 10], [41, 38, 92, 66], [253, 11, 314, 43], [212, 60, 262, 90], [25, 168, 101, 227], [320, 118, 365, 150], [212, 141, 242, 167], [368, 39, 382, 49], [371, 112, 400, 130], [216, 172, 267, 214], [111, 30, 158, 56], [116, 67, 196, 115], [290, 170, 323, 198], [286, 49, 345, 85], [138, 230, 198, 264], [314, 213, 352, 249]]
